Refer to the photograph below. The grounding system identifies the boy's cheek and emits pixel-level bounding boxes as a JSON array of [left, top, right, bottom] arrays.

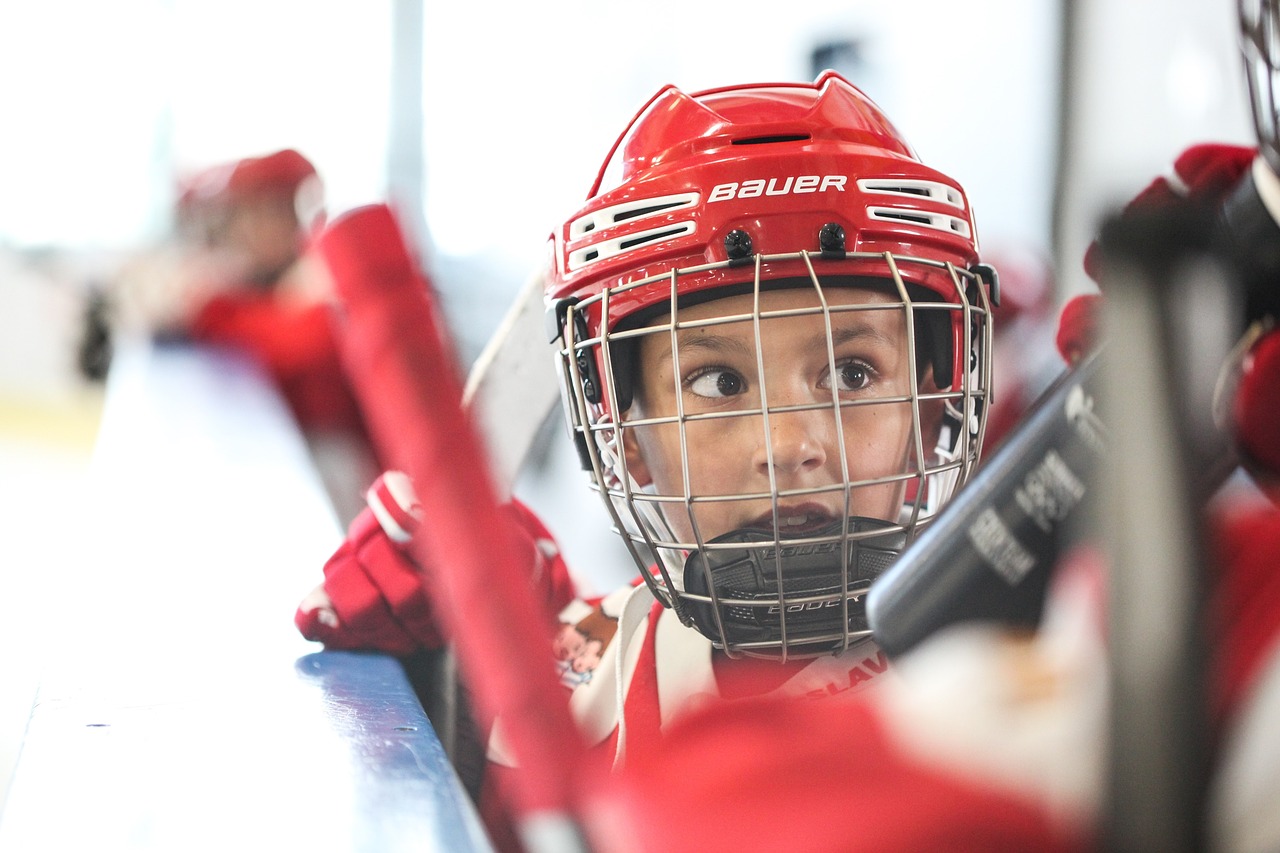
[[619, 426, 655, 487]]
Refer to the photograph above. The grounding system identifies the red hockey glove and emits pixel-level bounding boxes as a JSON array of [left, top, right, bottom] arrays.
[[295, 470, 441, 655], [295, 471, 578, 654]]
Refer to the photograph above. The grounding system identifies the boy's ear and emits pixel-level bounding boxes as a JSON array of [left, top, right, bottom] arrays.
[[619, 421, 653, 488]]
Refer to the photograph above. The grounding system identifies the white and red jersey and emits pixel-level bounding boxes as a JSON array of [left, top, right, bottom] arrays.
[[591, 552, 1107, 853], [490, 581, 894, 771]]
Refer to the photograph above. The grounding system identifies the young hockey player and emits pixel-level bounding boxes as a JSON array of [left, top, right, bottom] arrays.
[[592, 2, 1280, 848], [607, 141, 1280, 853], [295, 70, 997, 846]]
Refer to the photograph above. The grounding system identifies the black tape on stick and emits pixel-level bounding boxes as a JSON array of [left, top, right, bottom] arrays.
[[866, 350, 1103, 659]]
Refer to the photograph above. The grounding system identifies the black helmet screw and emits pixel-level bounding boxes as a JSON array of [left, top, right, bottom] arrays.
[[819, 222, 846, 254], [724, 229, 754, 261]]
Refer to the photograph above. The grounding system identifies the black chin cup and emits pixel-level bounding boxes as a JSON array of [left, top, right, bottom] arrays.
[[681, 517, 906, 651]]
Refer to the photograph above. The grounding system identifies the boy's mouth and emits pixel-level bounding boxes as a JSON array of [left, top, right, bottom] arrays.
[[748, 504, 839, 534]]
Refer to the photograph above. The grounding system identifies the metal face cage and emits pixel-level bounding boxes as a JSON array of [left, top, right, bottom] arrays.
[[1241, 0, 1280, 171], [554, 249, 993, 660]]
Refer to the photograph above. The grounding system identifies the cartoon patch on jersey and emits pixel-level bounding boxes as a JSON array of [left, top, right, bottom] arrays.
[[553, 606, 618, 689]]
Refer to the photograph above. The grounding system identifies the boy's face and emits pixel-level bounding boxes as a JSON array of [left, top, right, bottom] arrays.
[[221, 191, 304, 285], [622, 286, 944, 544]]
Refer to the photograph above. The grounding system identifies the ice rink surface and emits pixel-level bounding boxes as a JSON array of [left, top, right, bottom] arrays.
[[0, 396, 101, 811]]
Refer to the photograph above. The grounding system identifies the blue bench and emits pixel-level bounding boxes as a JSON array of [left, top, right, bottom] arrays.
[[0, 340, 493, 852]]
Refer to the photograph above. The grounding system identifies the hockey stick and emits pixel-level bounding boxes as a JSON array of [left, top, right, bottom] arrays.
[[314, 204, 588, 852], [461, 267, 562, 497], [1092, 206, 1232, 853]]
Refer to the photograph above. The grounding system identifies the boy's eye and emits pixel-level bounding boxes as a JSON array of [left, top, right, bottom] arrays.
[[687, 368, 746, 399], [824, 361, 872, 392]]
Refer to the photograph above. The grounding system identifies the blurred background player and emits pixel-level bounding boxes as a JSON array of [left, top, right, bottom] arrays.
[[294, 71, 999, 848], [86, 148, 379, 523]]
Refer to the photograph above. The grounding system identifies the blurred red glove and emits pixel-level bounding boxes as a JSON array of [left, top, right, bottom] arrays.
[[1080, 143, 1280, 490], [1234, 327, 1280, 491], [295, 471, 578, 655], [1057, 144, 1259, 366], [1054, 293, 1102, 366], [1082, 143, 1257, 284]]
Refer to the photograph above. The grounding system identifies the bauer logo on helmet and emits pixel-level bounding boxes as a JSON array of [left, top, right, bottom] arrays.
[[707, 175, 849, 202]]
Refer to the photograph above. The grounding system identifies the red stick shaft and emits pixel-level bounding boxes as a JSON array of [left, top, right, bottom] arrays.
[[315, 204, 584, 819]]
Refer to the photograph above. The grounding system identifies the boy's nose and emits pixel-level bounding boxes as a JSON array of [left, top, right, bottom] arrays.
[[754, 405, 831, 477]]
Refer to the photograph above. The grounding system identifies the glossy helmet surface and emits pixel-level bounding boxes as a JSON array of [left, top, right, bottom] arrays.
[[1241, 0, 1280, 171], [545, 71, 995, 659]]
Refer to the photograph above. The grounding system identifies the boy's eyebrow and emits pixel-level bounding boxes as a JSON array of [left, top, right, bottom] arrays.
[[672, 330, 755, 357], [828, 323, 898, 349], [654, 319, 898, 366], [646, 330, 753, 368]]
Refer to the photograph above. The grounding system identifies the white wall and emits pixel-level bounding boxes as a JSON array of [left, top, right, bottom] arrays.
[[1058, 0, 1254, 299], [3, 0, 1253, 291], [0, 1, 394, 249], [423, 0, 1060, 280]]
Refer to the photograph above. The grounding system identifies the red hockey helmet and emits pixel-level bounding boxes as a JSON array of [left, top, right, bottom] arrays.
[[545, 72, 995, 658], [182, 149, 325, 236]]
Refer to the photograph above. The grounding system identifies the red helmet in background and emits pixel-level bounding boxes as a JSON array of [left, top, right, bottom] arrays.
[[225, 148, 325, 235], [545, 72, 996, 659], [175, 148, 325, 242], [225, 148, 317, 198]]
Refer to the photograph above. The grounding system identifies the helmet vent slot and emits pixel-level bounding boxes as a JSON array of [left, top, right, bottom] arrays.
[[620, 226, 688, 251], [875, 211, 932, 225], [858, 178, 964, 209], [570, 192, 699, 239], [867, 206, 972, 239], [567, 220, 697, 271], [732, 134, 812, 145], [614, 201, 689, 223]]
